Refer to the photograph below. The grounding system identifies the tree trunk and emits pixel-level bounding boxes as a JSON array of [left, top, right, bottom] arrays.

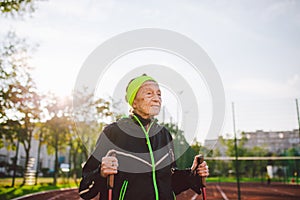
[[72, 144, 79, 185], [11, 140, 20, 187], [35, 131, 43, 185], [22, 145, 30, 186], [68, 139, 72, 183], [53, 133, 59, 186], [22, 129, 32, 186]]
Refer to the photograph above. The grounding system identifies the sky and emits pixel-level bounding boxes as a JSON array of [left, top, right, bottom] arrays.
[[1, 0, 300, 143]]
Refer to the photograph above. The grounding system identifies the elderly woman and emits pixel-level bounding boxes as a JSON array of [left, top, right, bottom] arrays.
[[79, 74, 209, 200]]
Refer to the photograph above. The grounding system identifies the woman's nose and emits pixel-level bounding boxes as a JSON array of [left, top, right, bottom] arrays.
[[152, 94, 161, 102]]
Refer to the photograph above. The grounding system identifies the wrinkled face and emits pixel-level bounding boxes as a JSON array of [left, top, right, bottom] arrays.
[[132, 81, 162, 119]]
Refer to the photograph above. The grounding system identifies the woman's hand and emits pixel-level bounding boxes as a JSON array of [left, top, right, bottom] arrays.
[[100, 156, 119, 178], [191, 155, 209, 177]]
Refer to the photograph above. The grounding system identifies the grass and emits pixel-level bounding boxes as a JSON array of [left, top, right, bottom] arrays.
[[0, 177, 79, 200], [207, 176, 263, 183], [207, 176, 297, 184]]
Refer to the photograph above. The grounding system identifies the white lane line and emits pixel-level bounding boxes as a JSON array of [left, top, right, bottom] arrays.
[[216, 184, 229, 200], [268, 187, 295, 196], [191, 193, 198, 200]]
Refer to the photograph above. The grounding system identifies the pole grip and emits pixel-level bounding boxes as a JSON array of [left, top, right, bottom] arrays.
[[107, 152, 116, 189], [197, 154, 206, 187]]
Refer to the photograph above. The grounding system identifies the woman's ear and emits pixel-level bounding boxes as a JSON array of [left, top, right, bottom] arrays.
[[132, 102, 137, 109]]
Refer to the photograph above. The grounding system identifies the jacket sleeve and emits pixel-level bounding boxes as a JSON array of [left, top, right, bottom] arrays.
[[79, 124, 118, 199], [78, 155, 107, 199], [171, 168, 203, 195]]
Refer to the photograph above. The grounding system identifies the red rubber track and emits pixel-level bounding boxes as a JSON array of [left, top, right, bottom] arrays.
[[14, 182, 300, 200]]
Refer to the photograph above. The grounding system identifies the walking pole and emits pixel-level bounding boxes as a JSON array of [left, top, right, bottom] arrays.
[[107, 151, 116, 200], [198, 155, 207, 200]]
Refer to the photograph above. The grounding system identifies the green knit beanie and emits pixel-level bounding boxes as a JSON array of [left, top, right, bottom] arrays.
[[126, 75, 156, 106]]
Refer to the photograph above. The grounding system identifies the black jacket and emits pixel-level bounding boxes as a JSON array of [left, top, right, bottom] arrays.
[[79, 115, 203, 200]]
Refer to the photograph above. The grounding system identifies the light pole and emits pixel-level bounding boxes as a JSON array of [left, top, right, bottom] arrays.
[[295, 99, 300, 185], [232, 102, 241, 200]]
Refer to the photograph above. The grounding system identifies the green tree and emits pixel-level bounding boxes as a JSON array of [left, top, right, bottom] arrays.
[[246, 146, 268, 179], [215, 147, 229, 177], [0, 0, 40, 17], [43, 94, 72, 186], [14, 79, 41, 186], [220, 132, 249, 176], [0, 31, 41, 186], [73, 89, 114, 159], [32, 122, 47, 185], [1, 0, 46, 186], [46, 115, 72, 185], [163, 122, 196, 169], [0, 119, 24, 186], [71, 89, 118, 182], [285, 147, 299, 177]]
